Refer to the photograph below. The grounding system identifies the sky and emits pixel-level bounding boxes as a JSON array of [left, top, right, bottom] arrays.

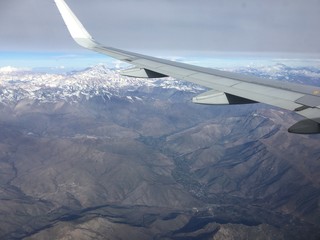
[[0, 0, 320, 68]]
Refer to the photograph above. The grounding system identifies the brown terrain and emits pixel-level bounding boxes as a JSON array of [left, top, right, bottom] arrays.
[[0, 68, 319, 239]]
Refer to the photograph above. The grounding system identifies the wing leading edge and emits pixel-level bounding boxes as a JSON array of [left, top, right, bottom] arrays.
[[54, 0, 320, 134]]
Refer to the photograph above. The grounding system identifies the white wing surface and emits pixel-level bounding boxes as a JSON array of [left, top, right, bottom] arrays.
[[54, 0, 320, 134]]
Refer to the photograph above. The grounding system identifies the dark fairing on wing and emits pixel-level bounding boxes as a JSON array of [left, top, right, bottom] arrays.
[[288, 118, 320, 134]]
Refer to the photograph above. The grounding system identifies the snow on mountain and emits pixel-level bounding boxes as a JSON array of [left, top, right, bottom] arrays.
[[0, 64, 203, 103], [0, 63, 318, 104], [225, 63, 320, 86]]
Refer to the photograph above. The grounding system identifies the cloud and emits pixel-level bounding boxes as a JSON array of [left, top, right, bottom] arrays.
[[0, 0, 319, 54]]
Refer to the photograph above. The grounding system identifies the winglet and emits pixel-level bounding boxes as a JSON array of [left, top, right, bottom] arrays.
[[54, 0, 142, 61], [54, 0, 95, 47]]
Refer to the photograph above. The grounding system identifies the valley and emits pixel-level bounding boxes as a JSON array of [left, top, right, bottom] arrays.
[[0, 65, 319, 239]]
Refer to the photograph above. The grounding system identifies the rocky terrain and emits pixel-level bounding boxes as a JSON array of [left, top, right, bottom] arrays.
[[0, 64, 319, 239]]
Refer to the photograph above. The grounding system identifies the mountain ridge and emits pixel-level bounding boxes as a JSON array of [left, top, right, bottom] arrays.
[[0, 64, 319, 239]]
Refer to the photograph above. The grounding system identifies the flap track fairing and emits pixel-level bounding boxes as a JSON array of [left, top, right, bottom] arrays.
[[120, 68, 167, 78]]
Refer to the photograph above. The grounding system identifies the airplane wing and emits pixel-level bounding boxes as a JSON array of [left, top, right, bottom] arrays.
[[54, 0, 320, 134]]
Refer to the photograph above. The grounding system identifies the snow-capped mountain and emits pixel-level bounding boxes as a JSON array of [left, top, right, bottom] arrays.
[[227, 63, 320, 86], [0, 63, 319, 104], [0, 64, 203, 103]]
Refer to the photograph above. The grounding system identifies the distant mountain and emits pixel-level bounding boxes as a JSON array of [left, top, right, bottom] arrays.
[[0, 64, 203, 104], [0, 64, 319, 240], [1, 63, 320, 104], [229, 63, 320, 86]]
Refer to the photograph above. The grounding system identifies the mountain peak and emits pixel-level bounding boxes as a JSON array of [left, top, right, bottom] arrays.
[[82, 64, 110, 74]]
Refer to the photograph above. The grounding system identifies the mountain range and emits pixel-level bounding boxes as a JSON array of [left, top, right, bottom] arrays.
[[0, 63, 319, 240]]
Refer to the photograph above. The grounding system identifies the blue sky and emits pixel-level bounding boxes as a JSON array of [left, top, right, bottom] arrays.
[[1, 51, 320, 73], [0, 52, 113, 70]]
